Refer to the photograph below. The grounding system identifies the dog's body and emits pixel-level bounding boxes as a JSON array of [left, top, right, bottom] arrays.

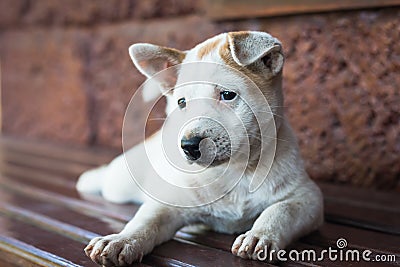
[[77, 31, 324, 266]]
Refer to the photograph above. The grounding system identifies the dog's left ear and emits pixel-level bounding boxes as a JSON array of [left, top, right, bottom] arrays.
[[228, 31, 284, 75], [129, 43, 186, 101]]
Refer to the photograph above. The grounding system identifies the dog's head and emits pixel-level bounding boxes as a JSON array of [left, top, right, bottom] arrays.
[[129, 31, 284, 168]]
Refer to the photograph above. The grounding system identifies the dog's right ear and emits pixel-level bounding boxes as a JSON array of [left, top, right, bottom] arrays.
[[129, 44, 186, 101], [228, 31, 284, 76]]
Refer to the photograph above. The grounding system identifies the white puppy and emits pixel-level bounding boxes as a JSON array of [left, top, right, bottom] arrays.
[[77, 31, 324, 266]]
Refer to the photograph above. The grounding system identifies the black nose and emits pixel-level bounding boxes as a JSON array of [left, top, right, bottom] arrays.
[[181, 136, 203, 160]]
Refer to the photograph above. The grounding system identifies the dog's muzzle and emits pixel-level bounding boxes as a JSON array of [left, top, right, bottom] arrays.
[[180, 134, 232, 166]]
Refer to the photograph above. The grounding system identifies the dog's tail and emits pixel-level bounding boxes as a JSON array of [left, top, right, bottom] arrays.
[[76, 165, 107, 194], [76, 156, 146, 204]]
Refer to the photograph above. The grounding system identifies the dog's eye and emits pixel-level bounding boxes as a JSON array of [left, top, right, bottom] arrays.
[[177, 97, 186, 109], [220, 91, 237, 101]]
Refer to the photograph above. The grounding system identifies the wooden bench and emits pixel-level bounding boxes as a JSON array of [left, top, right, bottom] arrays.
[[0, 135, 399, 266]]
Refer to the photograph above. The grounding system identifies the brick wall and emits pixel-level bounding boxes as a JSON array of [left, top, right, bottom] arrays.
[[1, 0, 399, 190]]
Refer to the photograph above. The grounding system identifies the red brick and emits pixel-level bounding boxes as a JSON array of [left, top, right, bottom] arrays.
[[0, 0, 204, 29], [1, 28, 90, 145]]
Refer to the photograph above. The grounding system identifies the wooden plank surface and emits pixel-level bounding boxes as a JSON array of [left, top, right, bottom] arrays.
[[0, 236, 82, 267], [3, 135, 399, 235], [0, 135, 399, 266], [0, 136, 118, 166], [205, 0, 400, 20]]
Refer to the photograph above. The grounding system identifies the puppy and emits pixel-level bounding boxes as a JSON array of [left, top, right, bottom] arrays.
[[77, 31, 324, 266]]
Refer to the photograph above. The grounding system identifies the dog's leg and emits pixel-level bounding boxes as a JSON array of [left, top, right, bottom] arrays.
[[231, 181, 323, 261], [84, 201, 185, 266]]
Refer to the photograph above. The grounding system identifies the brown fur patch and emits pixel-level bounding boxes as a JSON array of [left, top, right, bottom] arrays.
[[161, 46, 186, 65], [197, 38, 221, 59], [227, 32, 250, 61], [219, 35, 261, 82], [219, 34, 283, 117], [229, 31, 250, 41]]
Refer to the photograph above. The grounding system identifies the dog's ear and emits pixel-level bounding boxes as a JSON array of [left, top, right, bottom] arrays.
[[227, 31, 284, 75], [129, 44, 185, 101]]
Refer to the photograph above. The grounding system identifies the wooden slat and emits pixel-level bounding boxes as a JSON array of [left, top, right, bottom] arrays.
[[304, 223, 400, 256], [321, 183, 400, 235], [205, 0, 400, 20], [150, 239, 277, 267], [0, 216, 97, 267], [0, 202, 99, 243], [0, 177, 134, 222], [174, 232, 339, 266], [1, 162, 76, 189], [0, 217, 151, 267], [177, 225, 400, 264], [2, 149, 91, 177], [0, 135, 117, 166], [0, 184, 125, 236], [320, 183, 400, 213], [325, 211, 400, 236], [0, 236, 82, 267]]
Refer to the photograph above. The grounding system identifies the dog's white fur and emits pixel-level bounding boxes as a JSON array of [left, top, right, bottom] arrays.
[[77, 31, 323, 266]]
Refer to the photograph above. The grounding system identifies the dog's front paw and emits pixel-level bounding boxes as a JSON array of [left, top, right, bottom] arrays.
[[231, 231, 281, 262], [84, 234, 144, 266]]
